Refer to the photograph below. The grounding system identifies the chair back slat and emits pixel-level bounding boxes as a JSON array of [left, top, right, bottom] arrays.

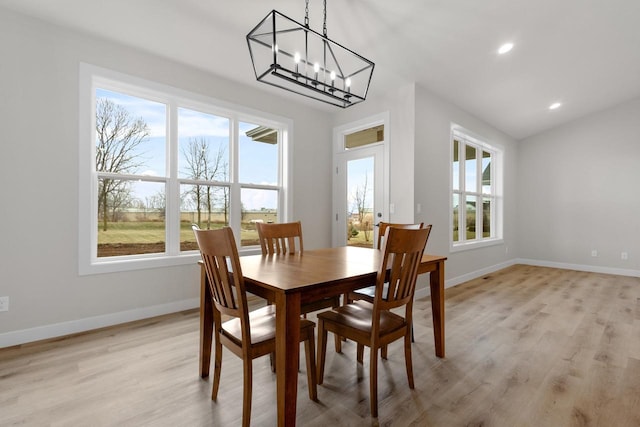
[[374, 225, 432, 312], [256, 221, 304, 255], [193, 226, 248, 321]]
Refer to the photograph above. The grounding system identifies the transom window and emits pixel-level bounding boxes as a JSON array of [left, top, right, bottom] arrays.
[[451, 126, 502, 250], [80, 64, 291, 274]]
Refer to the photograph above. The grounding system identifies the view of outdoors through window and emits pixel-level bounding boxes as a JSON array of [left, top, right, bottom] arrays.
[[346, 157, 375, 247], [95, 88, 280, 258]]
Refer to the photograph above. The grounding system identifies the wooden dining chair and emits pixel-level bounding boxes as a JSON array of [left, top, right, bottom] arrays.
[[347, 222, 425, 303], [256, 221, 342, 352], [193, 226, 318, 427], [347, 222, 424, 350], [316, 225, 432, 418]]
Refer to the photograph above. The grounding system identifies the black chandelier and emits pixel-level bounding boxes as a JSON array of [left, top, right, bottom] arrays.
[[246, 0, 375, 108]]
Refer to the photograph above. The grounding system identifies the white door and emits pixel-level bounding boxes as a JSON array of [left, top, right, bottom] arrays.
[[333, 114, 388, 247]]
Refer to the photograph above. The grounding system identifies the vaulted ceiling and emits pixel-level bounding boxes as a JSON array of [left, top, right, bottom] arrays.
[[2, 0, 639, 139]]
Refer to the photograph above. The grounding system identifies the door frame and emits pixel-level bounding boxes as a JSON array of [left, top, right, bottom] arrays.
[[332, 112, 390, 247]]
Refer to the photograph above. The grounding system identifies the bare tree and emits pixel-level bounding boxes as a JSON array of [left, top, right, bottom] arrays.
[[352, 174, 371, 242], [96, 98, 149, 231], [182, 137, 228, 229]]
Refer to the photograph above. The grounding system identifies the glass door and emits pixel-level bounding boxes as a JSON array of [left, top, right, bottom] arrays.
[[333, 119, 386, 247]]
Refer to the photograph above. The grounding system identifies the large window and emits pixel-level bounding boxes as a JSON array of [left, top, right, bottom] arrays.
[[80, 64, 291, 274], [451, 126, 502, 250]]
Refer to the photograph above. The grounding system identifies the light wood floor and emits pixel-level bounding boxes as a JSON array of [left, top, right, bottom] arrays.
[[2, 265, 640, 426]]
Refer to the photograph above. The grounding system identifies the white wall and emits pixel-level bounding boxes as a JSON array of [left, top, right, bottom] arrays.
[[333, 83, 519, 289], [413, 84, 519, 283], [332, 83, 417, 225], [518, 98, 640, 275], [0, 9, 333, 345]]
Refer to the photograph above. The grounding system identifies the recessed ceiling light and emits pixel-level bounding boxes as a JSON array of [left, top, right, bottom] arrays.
[[549, 102, 562, 110], [498, 43, 514, 54]]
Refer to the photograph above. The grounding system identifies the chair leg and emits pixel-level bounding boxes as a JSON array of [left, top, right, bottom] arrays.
[[317, 319, 328, 385], [357, 343, 364, 364], [369, 346, 379, 418], [381, 344, 388, 360], [212, 334, 223, 400], [404, 331, 415, 389], [411, 323, 415, 343], [334, 333, 342, 353], [242, 358, 253, 427], [304, 329, 318, 401]]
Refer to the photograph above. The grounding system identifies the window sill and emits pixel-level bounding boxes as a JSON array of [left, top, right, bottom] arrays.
[[450, 238, 503, 253], [79, 246, 263, 275]]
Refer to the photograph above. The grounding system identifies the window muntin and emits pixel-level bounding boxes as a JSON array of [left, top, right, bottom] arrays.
[[451, 127, 501, 249], [81, 65, 289, 273]]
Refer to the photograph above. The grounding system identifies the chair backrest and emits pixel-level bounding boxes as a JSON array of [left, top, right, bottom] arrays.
[[255, 221, 304, 255], [193, 226, 250, 327], [376, 222, 424, 250], [373, 225, 432, 313]]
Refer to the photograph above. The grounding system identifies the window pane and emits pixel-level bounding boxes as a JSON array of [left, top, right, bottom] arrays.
[[178, 108, 229, 181], [96, 88, 166, 177], [241, 188, 278, 247], [465, 144, 477, 192], [465, 195, 477, 240], [345, 124, 384, 149], [97, 179, 165, 257], [239, 122, 278, 185], [180, 184, 229, 251], [483, 197, 491, 238], [452, 193, 460, 242], [347, 157, 375, 247], [482, 150, 491, 194], [452, 139, 460, 191]]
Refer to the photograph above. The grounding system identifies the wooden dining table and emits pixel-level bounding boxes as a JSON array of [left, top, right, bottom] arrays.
[[198, 245, 447, 426]]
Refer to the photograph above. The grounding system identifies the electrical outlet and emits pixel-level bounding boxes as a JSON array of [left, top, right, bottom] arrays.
[[0, 296, 8, 312], [622, 252, 629, 260], [591, 249, 598, 257]]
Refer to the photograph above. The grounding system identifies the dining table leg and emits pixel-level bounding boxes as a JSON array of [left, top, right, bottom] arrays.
[[275, 291, 301, 426], [199, 265, 213, 378], [429, 260, 445, 358]]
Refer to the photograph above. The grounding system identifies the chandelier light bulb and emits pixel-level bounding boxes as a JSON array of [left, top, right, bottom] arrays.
[[294, 52, 301, 63], [498, 42, 513, 54]]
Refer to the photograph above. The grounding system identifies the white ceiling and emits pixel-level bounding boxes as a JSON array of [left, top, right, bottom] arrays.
[[2, 0, 640, 139]]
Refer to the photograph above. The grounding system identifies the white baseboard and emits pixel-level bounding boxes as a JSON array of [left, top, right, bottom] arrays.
[[5, 259, 637, 349], [0, 298, 199, 349], [414, 257, 640, 301], [516, 258, 640, 278], [414, 259, 518, 300]]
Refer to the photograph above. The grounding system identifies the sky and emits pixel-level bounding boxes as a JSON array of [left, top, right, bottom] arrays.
[[96, 88, 278, 211]]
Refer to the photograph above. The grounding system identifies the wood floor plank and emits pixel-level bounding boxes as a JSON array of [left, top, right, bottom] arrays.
[[2, 265, 640, 426]]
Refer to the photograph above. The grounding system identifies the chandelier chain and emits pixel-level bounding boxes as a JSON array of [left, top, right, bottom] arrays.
[[323, 0, 327, 37], [305, 0, 309, 27]]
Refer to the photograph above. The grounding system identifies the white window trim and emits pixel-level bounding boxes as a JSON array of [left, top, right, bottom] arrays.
[[79, 63, 292, 275], [449, 124, 503, 253]]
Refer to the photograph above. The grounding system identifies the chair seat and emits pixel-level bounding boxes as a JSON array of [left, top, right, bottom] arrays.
[[317, 301, 406, 336], [222, 305, 315, 345]]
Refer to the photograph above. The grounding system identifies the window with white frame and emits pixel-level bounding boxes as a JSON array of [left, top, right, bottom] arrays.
[[451, 126, 502, 249], [79, 65, 290, 274]]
